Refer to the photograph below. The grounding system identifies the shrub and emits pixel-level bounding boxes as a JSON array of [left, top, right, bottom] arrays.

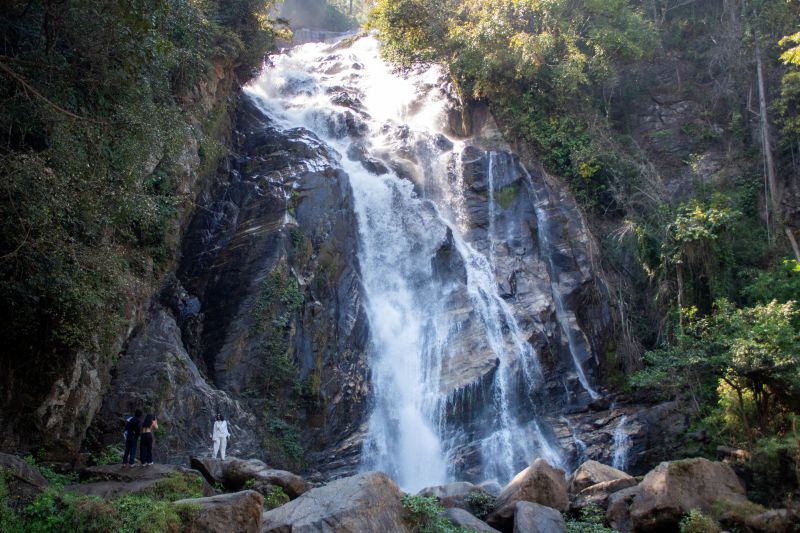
[[114, 495, 183, 533], [263, 486, 290, 510], [142, 472, 204, 501], [0, 474, 22, 532], [564, 504, 617, 533], [70, 497, 121, 533], [92, 445, 123, 466], [401, 495, 470, 533], [679, 510, 721, 533], [464, 488, 495, 520]]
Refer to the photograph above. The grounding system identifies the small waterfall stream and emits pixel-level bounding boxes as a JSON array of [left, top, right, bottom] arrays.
[[612, 415, 632, 471], [246, 35, 597, 490]]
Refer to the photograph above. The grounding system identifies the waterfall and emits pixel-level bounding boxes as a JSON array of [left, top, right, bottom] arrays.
[[612, 415, 631, 471], [246, 36, 573, 491], [524, 168, 599, 399], [560, 416, 588, 465]]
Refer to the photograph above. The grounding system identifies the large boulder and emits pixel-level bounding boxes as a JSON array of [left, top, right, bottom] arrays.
[[572, 477, 638, 511], [568, 460, 633, 494], [0, 453, 48, 506], [260, 471, 413, 532], [445, 507, 501, 532], [176, 490, 264, 533], [487, 459, 568, 531], [67, 464, 212, 500], [513, 501, 567, 533], [418, 481, 477, 509], [190, 457, 307, 498], [745, 508, 799, 533], [607, 458, 748, 532]]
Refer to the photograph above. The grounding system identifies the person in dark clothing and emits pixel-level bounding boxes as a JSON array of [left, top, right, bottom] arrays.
[[123, 409, 143, 466], [139, 413, 158, 466]]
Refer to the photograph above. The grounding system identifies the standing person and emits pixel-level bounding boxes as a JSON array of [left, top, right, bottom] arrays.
[[122, 409, 143, 466], [139, 413, 158, 466], [210, 414, 230, 460]]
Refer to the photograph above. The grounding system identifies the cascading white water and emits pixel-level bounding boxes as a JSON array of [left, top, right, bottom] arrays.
[[246, 36, 569, 491], [612, 415, 631, 471], [524, 168, 599, 400]]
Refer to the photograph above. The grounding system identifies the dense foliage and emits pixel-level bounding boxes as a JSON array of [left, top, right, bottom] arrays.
[[0, 0, 282, 444]]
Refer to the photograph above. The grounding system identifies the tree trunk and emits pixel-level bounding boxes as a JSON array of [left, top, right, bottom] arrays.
[[755, 34, 800, 261]]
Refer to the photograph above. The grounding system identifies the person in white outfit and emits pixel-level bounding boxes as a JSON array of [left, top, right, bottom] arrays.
[[211, 413, 230, 460]]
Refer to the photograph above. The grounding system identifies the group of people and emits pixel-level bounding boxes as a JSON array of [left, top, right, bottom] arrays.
[[122, 409, 158, 466], [121, 410, 231, 465]]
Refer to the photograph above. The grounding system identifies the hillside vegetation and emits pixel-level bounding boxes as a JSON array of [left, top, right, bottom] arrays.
[[0, 0, 285, 446]]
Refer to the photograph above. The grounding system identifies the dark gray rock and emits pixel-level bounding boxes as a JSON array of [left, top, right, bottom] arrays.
[[418, 481, 476, 509], [571, 477, 638, 511], [0, 453, 48, 506], [513, 501, 566, 533], [190, 457, 307, 498], [445, 507, 501, 532], [488, 459, 568, 531], [176, 490, 264, 533], [568, 460, 633, 494], [95, 308, 260, 462], [260, 472, 412, 532]]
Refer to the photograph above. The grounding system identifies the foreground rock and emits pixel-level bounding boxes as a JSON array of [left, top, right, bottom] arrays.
[[445, 508, 500, 532], [571, 477, 638, 511], [568, 460, 633, 494], [67, 463, 212, 499], [190, 457, 307, 498], [487, 459, 568, 530], [176, 490, 264, 533], [260, 471, 412, 532], [418, 481, 477, 509], [607, 458, 747, 532], [0, 453, 48, 506], [745, 508, 800, 533], [513, 501, 566, 533]]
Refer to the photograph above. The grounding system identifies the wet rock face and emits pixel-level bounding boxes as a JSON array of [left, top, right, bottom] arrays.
[[552, 401, 691, 476], [100, 95, 370, 469], [96, 308, 261, 462]]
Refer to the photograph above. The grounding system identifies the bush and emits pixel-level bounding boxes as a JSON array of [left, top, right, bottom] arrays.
[[679, 510, 721, 533], [263, 486, 290, 510], [464, 488, 495, 520], [142, 472, 204, 501], [401, 495, 470, 533], [0, 474, 22, 533], [114, 495, 182, 533], [91, 445, 123, 466], [70, 497, 120, 533], [564, 505, 617, 533]]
